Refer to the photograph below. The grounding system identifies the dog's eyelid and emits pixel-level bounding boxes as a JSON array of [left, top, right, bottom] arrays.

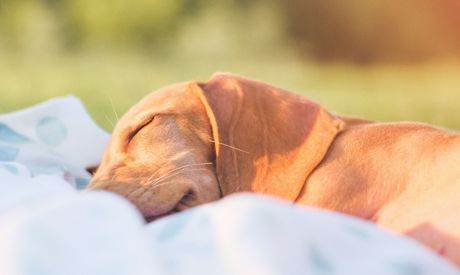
[[126, 114, 158, 144]]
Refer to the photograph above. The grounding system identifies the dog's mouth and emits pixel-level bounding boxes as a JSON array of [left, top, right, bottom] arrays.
[[145, 211, 176, 223], [143, 189, 195, 223]]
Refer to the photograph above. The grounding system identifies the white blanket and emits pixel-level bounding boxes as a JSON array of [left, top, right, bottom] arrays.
[[1, 97, 459, 275]]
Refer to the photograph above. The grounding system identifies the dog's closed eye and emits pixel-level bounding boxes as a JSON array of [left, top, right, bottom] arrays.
[[127, 114, 157, 144]]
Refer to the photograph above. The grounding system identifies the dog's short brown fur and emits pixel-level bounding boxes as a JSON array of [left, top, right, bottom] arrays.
[[89, 73, 460, 265]]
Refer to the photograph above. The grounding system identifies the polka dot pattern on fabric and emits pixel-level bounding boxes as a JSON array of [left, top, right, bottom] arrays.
[[0, 123, 29, 143], [75, 177, 90, 190], [0, 145, 19, 161], [307, 244, 334, 273], [29, 164, 65, 177], [36, 117, 67, 146]]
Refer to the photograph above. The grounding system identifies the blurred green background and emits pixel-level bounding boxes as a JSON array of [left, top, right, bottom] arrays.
[[1, 0, 459, 130]]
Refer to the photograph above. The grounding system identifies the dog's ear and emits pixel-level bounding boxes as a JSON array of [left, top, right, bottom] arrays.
[[191, 73, 344, 201]]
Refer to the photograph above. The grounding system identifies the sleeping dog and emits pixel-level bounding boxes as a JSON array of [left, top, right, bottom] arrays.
[[89, 73, 460, 265]]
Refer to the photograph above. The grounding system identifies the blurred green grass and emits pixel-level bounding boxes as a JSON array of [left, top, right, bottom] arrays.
[[1, 0, 459, 133], [1, 52, 459, 131]]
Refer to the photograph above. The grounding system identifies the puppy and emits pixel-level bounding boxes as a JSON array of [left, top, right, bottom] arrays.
[[89, 73, 460, 265]]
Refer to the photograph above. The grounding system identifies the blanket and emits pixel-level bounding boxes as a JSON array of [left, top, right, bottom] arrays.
[[0, 97, 458, 275]]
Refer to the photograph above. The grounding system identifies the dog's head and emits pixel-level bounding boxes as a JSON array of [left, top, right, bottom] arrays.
[[89, 73, 344, 221]]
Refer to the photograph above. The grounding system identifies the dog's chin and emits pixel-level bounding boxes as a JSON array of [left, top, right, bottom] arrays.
[[142, 189, 195, 223]]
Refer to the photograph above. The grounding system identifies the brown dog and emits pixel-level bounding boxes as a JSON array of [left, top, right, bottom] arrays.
[[89, 73, 460, 265]]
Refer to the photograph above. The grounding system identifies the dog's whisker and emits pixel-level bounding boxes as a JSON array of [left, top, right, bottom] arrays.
[[143, 160, 180, 184], [144, 168, 164, 184], [131, 163, 212, 199], [209, 138, 250, 154], [142, 155, 202, 183], [151, 167, 209, 187], [148, 162, 212, 185], [150, 168, 209, 190], [103, 112, 115, 128], [104, 92, 120, 123], [127, 167, 209, 201]]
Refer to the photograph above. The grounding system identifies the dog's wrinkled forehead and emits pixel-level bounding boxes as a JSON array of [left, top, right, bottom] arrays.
[[123, 83, 190, 120], [113, 83, 199, 134]]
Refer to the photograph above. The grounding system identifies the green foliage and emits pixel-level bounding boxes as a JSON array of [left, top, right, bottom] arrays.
[[59, 0, 184, 50], [0, 0, 209, 51], [1, 0, 460, 60], [0, 0, 276, 53], [0, 0, 459, 132], [0, 0, 62, 51], [1, 52, 459, 131]]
